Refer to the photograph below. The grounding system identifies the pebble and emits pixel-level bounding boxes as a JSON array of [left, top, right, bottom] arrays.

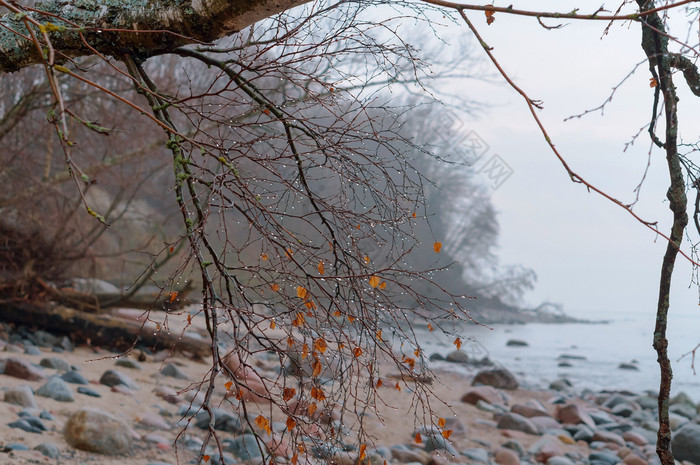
[[462, 385, 508, 406], [494, 447, 521, 465], [497, 412, 539, 435], [40, 356, 71, 372], [61, 370, 89, 384], [4, 385, 38, 408], [159, 362, 189, 380], [64, 407, 132, 455], [137, 412, 172, 430], [3, 357, 46, 380], [8, 418, 44, 433], [24, 345, 42, 356], [77, 386, 102, 397], [99, 369, 140, 390], [115, 359, 142, 369], [36, 376, 75, 402], [34, 442, 60, 458], [472, 368, 519, 390]]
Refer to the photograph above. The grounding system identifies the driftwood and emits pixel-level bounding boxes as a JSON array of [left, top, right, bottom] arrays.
[[0, 300, 211, 357], [37, 279, 194, 313]]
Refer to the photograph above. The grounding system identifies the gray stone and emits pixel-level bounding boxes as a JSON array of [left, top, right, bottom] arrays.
[[4, 385, 37, 408], [77, 386, 101, 397], [115, 359, 142, 370], [618, 362, 639, 370], [635, 395, 658, 411], [669, 402, 696, 420], [224, 434, 264, 460], [672, 423, 700, 465], [473, 368, 519, 390], [71, 277, 120, 294], [589, 451, 621, 465], [8, 418, 43, 433], [34, 442, 60, 458], [36, 376, 74, 402], [61, 370, 89, 385], [195, 408, 242, 433], [64, 407, 131, 455], [390, 445, 429, 463], [40, 357, 71, 372], [6, 443, 29, 451], [549, 379, 573, 392], [497, 412, 539, 435], [159, 363, 189, 380], [24, 346, 42, 356], [99, 369, 139, 390], [445, 349, 470, 364], [463, 448, 490, 462], [547, 457, 575, 465], [506, 339, 529, 347]]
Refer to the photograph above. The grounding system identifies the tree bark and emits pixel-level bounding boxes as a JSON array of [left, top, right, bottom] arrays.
[[637, 2, 688, 464], [0, 0, 310, 72]]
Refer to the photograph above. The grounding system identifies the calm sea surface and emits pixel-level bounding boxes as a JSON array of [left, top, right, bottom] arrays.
[[414, 310, 700, 401]]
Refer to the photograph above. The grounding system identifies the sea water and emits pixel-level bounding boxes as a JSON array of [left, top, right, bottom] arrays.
[[414, 309, 700, 401]]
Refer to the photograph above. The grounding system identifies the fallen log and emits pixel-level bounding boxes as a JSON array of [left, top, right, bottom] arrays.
[[0, 300, 211, 357]]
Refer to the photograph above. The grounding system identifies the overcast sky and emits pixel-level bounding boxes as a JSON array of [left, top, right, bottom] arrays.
[[432, 4, 700, 319]]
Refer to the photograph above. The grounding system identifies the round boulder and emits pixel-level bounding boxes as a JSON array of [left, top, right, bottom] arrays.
[[472, 368, 519, 390], [64, 407, 131, 455], [672, 423, 700, 465]]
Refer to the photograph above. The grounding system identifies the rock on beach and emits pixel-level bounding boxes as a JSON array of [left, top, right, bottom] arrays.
[[64, 407, 132, 455]]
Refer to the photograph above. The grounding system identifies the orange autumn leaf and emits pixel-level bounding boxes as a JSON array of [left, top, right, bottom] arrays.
[[347, 315, 355, 323], [414, 433, 422, 444], [169, 291, 178, 302], [369, 276, 380, 288], [395, 382, 401, 391], [485, 9, 495, 24], [427, 323, 434, 332], [338, 342, 345, 349], [291, 454, 298, 465], [318, 261, 325, 275], [287, 336, 295, 347], [286, 248, 293, 258], [356, 224, 361, 229], [261, 253, 269, 261], [376, 330, 382, 340], [438, 417, 446, 428], [650, 77, 658, 88], [353, 347, 363, 357], [310, 386, 325, 401], [292, 313, 305, 327], [359, 444, 367, 461], [376, 378, 383, 388], [271, 283, 280, 292], [433, 242, 442, 253], [312, 359, 322, 377], [378, 281, 387, 289], [187, 314, 192, 324], [302, 343, 309, 359], [442, 429, 453, 439], [404, 357, 415, 370], [314, 338, 328, 353], [203, 455, 210, 462], [263, 108, 270, 115], [286, 416, 296, 431], [282, 387, 296, 402], [363, 256, 370, 264], [269, 320, 276, 329], [308, 403, 318, 416], [225, 381, 233, 391], [412, 212, 417, 218], [333, 310, 342, 317], [169, 246, 175, 253], [296, 286, 308, 299], [254, 415, 272, 435], [414, 348, 420, 357], [235, 389, 244, 400], [454, 337, 462, 350], [304, 300, 317, 310]]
